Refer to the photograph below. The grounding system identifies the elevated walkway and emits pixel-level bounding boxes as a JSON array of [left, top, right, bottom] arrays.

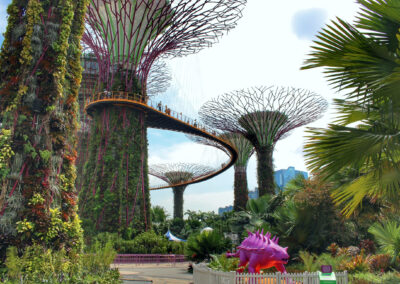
[[85, 92, 238, 190]]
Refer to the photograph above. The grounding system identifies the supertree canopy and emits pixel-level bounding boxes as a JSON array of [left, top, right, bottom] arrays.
[[83, 0, 246, 95], [189, 133, 254, 211], [149, 163, 214, 219], [0, 0, 88, 254], [199, 86, 328, 196], [79, 0, 246, 235]]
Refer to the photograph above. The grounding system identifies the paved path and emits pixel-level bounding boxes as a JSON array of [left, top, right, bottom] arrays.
[[114, 263, 193, 284]]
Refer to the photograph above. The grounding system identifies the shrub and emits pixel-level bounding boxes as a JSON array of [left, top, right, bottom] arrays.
[[185, 230, 231, 262], [327, 243, 339, 256], [366, 254, 391, 272], [350, 272, 400, 283], [209, 254, 239, 272], [298, 251, 350, 272], [2, 243, 120, 283], [359, 239, 376, 254], [338, 254, 369, 273]]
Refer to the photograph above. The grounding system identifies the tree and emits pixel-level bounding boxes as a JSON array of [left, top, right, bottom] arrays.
[[369, 221, 400, 263], [199, 86, 327, 196], [0, 0, 88, 255], [302, 0, 400, 216]]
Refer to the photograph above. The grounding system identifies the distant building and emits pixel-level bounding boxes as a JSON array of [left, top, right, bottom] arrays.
[[274, 166, 308, 191], [248, 188, 259, 199], [217, 167, 307, 214], [218, 205, 233, 215]]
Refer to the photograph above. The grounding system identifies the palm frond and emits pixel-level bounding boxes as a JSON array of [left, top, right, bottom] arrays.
[[302, 7, 400, 104]]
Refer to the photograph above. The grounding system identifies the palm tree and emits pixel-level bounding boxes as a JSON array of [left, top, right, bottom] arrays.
[[301, 0, 400, 216], [369, 221, 400, 263]]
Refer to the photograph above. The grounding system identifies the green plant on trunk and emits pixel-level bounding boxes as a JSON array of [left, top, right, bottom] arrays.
[[0, 0, 88, 257], [79, 107, 150, 236]]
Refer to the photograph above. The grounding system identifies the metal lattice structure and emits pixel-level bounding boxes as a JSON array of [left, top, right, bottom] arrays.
[[147, 60, 172, 96], [83, 0, 246, 95], [188, 132, 254, 211], [149, 163, 214, 218], [199, 86, 328, 196]]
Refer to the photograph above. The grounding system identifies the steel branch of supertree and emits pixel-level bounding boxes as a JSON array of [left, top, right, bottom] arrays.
[[82, 0, 246, 95], [199, 86, 328, 147], [187, 133, 254, 167], [149, 163, 215, 186]]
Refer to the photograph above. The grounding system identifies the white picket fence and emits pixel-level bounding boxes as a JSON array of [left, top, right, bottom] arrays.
[[193, 263, 348, 284]]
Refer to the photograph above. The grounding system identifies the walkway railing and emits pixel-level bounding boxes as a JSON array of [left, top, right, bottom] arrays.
[[85, 91, 219, 138], [84, 91, 238, 190], [193, 263, 348, 284], [114, 254, 186, 265]]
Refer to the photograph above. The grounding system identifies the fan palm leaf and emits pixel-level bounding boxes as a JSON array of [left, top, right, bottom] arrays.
[[369, 220, 400, 263], [302, 0, 400, 105]]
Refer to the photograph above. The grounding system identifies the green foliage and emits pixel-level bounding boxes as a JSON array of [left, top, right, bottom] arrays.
[[185, 230, 231, 262], [151, 206, 169, 223], [91, 231, 184, 255], [369, 221, 400, 263], [209, 254, 239, 272], [299, 251, 317, 272], [0, 129, 14, 179], [79, 107, 150, 235], [299, 250, 351, 272], [39, 150, 51, 164], [83, 240, 117, 275], [3, 243, 120, 283], [350, 272, 400, 284]]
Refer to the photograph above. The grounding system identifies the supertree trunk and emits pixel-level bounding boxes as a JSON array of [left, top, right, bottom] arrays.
[[0, 0, 88, 254], [255, 146, 275, 196], [188, 133, 254, 210], [172, 185, 187, 219], [79, 106, 150, 235], [233, 165, 248, 211]]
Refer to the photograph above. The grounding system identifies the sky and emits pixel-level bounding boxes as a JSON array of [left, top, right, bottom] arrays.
[[0, 1, 360, 216]]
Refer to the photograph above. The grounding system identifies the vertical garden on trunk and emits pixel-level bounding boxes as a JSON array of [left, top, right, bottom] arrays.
[[0, 0, 88, 256]]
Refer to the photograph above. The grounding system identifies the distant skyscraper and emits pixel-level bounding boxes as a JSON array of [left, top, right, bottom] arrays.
[[218, 205, 233, 215], [248, 188, 259, 199], [274, 166, 308, 190]]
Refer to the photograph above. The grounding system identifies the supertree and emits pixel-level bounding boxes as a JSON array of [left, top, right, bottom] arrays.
[[199, 86, 328, 196], [0, 0, 88, 255], [188, 133, 254, 211], [149, 163, 214, 219], [79, 0, 246, 235]]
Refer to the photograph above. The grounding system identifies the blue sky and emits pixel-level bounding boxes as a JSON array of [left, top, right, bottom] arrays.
[[0, 1, 360, 216]]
